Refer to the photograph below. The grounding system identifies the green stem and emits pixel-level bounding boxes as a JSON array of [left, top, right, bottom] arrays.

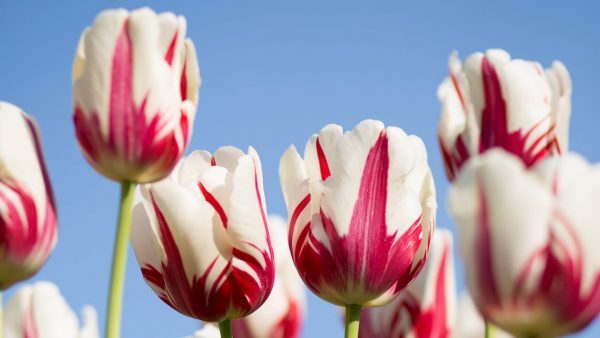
[[345, 304, 362, 338], [105, 181, 136, 338], [485, 320, 494, 338], [218, 319, 232, 338]]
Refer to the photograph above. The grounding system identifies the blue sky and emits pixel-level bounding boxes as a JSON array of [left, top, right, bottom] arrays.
[[1, 1, 600, 337]]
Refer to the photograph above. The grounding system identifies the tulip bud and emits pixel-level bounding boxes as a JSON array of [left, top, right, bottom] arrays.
[[232, 215, 307, 338], [72, 7, 201, 183], [359, 229, 456, 338], [131, 147, 275, 322], [0, 102, 57, 290], [279, 119, 436, 307], [3, 281, 98, 338], [438, 49, 571, 181], [449, 150, 600, 337]]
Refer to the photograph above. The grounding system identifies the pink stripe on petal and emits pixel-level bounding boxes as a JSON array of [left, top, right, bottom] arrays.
[[164, 31, 179, 66]]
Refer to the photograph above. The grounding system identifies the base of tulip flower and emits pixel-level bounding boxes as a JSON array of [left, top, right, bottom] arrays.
[[218, 319, 232, 338], [105, 181, 136, 338], [485, 321, 494, 338], [345, 304, 362, 338]]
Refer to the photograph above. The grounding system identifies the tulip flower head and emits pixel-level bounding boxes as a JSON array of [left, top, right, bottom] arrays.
[[359, 229, 456, 338], [438, 49, 571, 181], [0, 102, 57, 290], [232, 215, 307, 338], [449, 150, 600, 337], [280, 119, 436, 307], [131, 147, 275, 322], [3, 281, 99, 338], [72, 7, 200, 183]]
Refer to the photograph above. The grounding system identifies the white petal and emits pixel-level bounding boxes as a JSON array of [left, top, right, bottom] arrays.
[[279, 145, 312, 251], [452, 294, 515, 338], [320, 119, 385, 235], [213, 146, 246, 173], [150, 178, 231, 287], [545, 61, 571, 152], [449, 150, 551, 303], [177, 150, 212, 185], [72, 8, 129, 136], [78, 306, 99, 338]]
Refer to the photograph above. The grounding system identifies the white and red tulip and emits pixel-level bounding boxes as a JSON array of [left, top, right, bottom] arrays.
[[72, 7, 200, 183], [438, 49, 571, 181], [279, 119, 436, 307], [3, 281, 98, 338], [448, 150, 600, 337], [131, 147, 275, 322], [0, 102, 57, 290], [359, 229, 456, 338], [232, 215, 307, 338], [452, 294, 514, 338]]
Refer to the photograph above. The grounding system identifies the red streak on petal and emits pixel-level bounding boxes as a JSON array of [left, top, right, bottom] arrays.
[[180, 58, 188, 101], [164, 31, 179, 66], [316, 138, 331, 180], [198, 182, 228, 229], [476, 184, 501, 307]]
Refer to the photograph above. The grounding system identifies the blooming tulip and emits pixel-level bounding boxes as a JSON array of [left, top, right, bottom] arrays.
[[3, 281, 98, 338], [131, 147, 275, 323], [449, 150, 600, 337], [279, 119, 436, 308], [438, 49, 571, 181], [232, 215, 306, 338], [72, 7, 200, 183], [359, 229, 455, 338], [0, 102, 57, 290], [452, 294, 513, 338]]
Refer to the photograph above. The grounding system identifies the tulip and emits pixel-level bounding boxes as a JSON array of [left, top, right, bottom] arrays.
[[359, 229, 455, 338], [448, 150, 600, 338], [131, 147, 275, 336], [3, 281, 98, 338], [232, 215, 306, 338], [452, 294, 514, 338], [72, 8, 200, 337], [0, 102, 57, 290], [438, 49, 571, 181], [279, 119, 436, 337], [72, 7, 200, 183]]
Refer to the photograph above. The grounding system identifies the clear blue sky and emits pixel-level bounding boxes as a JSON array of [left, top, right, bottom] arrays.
[[1, 1, 599, 337]]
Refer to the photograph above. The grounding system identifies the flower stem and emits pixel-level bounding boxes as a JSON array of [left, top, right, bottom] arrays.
[[345, 304, 362, 338], [485, 320, 494, 338], [218, 319, 232, 338], [105, 181, 136, 338]]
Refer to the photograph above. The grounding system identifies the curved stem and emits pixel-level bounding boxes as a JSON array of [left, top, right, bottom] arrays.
[[345, 304, 362, 338], [218, 319, 232, 338], [485, 320, 494, 338], [105, 181, 136, 338]]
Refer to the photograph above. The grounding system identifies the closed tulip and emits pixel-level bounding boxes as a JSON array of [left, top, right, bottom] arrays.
[[232, 215, 306, 338], [0, 102, 57, 290], [358, 229, 455, 338], [3, 281, 98, 338], [279, 119, 436, 310], [131, 147, 275, 324], [72, 7, 200, 183], [438, 49, 571, 181], [449, 150, 600, 337], [452, 294, 513, 338]]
